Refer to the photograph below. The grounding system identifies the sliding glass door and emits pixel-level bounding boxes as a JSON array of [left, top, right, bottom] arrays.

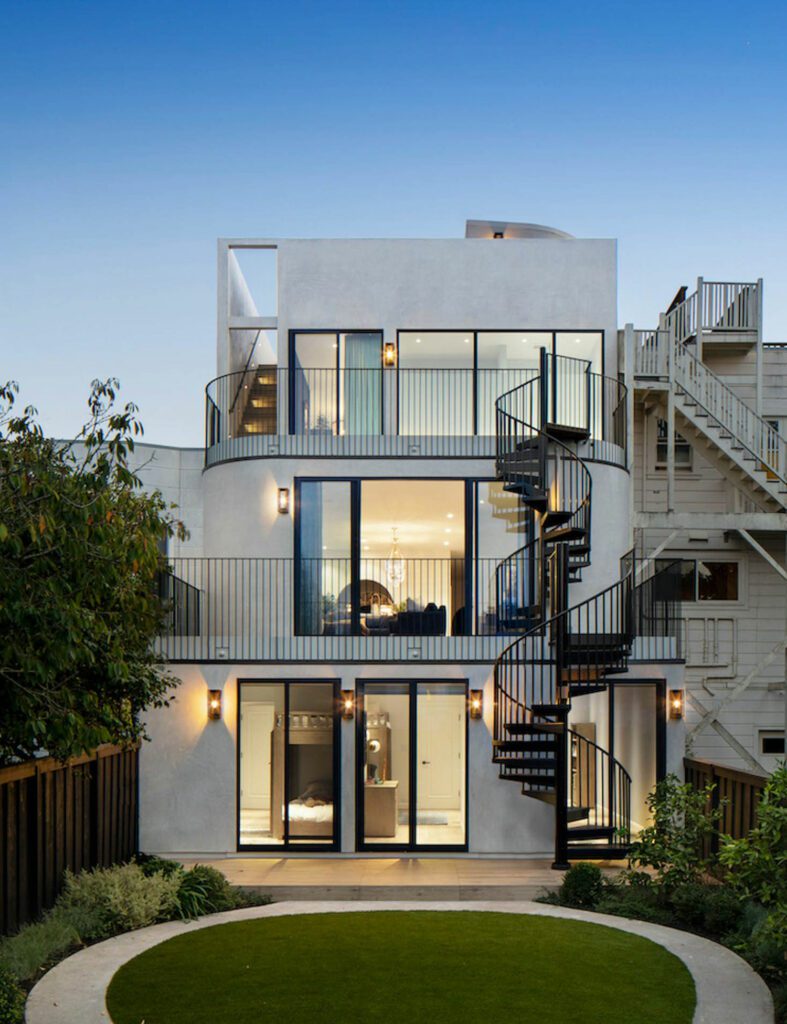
[[290, 331, 382, 436], [357, 681, 467, 850], [238, 681, 339, 850]]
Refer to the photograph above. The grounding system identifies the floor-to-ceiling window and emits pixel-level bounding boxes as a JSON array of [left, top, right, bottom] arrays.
[[396, 330, 604, 438], [358, 681, 467, 850], [295, 478, 468, 637], [290, 331, 382, 435], [398, 331, 474, 436], [238, 681, 339, 850]]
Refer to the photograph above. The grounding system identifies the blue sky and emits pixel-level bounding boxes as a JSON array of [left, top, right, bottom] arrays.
[[2, 0, 786, 446]]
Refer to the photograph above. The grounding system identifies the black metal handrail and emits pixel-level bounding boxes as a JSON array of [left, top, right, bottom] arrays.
[[202, 363, 628, 463], [493, 350, 634, 860], [568, 728, 632, 838]]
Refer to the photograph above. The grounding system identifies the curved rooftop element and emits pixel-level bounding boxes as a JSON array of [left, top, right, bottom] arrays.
[[465, 219, 575, 240]]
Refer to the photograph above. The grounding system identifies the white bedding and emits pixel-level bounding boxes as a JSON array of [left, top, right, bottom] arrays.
[[287, 801, 334, 823]]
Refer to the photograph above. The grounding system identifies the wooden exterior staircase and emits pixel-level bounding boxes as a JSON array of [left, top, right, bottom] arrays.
[[632, 280, 787, 512]]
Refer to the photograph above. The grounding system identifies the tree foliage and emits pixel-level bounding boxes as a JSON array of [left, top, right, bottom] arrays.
[[0, 379, 184, 763]]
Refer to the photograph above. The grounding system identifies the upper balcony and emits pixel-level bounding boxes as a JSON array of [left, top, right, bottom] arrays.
[[205, 343, 628, 467]]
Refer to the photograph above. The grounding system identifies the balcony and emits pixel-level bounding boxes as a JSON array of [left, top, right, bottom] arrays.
[[204, 360, 627, 465], [156, 554, 680, 664]]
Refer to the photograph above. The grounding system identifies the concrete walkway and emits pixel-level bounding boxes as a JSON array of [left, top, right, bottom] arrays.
[[178, 856, 592, 900], [26, 900, 773, 1024]]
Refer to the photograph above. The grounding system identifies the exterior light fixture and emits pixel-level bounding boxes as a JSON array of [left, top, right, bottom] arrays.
[[469, 690, 483, 719], [383, 342, 397, 367], [207, 689, 222, 720], [668, 689, 684, 720], [278, 487, 290, 514], [341, 690, 355, 720], [493, 231, 504, 239]]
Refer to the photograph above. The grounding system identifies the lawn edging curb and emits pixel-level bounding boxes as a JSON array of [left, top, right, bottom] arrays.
[[25, 900, 774, 1024]]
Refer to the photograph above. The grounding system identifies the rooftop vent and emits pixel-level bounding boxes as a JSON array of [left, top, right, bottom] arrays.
[[465, 220, 574, 240]]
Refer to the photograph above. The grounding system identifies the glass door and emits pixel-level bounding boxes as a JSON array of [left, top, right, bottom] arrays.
[[290, 331, 382, 436], [415, 683, 467, 847], [359, 683, 411, 846], [357, 681, 467, 851], [238, 681, 338, 850]]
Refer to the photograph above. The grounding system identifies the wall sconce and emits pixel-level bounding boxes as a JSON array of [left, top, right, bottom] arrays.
[[383, 342, 397, 367], [668, 689, 684, 720], [469, 689, 483, 719], [277, 487, 290, 514], [340, 690, 355, 720], [207, 689, 222, 721], [493, 230, 504, 239]]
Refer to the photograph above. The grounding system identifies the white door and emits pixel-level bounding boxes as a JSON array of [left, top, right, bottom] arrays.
[[240, 703, 275, 811], [417, 695, 464, 811]]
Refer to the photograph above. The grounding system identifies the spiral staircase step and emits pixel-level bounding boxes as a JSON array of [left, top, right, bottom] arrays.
[[544, 423, 591, 442], [504, 721, 565, 735]]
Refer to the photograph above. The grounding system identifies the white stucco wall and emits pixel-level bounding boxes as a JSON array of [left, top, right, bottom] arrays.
[[138, 662, 557, 857]]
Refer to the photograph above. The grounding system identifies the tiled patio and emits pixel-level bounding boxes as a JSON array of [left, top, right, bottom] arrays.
[[182, 857, 621, 901]]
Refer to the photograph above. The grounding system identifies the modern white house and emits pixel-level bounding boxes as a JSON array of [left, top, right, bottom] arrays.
[[132, 220, 786, 865]]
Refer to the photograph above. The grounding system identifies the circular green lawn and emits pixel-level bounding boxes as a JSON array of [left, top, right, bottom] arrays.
[[107, 911, 696, 1024]]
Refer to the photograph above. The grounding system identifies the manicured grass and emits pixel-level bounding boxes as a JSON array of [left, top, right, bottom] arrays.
[[107, 911, 696, 1024]]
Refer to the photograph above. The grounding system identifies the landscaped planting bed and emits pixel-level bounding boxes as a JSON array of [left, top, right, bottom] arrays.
[[106, 911, 696, 1024]]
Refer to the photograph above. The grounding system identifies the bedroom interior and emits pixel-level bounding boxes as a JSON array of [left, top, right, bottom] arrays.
[[238, 680, 468, 850]]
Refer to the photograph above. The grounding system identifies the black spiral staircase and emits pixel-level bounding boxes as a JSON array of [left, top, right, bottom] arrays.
[[493, 349, 634, 868]]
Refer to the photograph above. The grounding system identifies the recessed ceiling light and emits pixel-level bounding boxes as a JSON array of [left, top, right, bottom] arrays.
[[464, 337, 470, 343], [521, 338, 528, 343], [479, 499, 485, 505], [444, 528, 451, 533], [364, 545, 369, 550], [446, 513, 454, 519], [322, 545, 327, 551], [415, 337, 422, 344], [443, 540, 450, 546], [575, 338, 582, 344]]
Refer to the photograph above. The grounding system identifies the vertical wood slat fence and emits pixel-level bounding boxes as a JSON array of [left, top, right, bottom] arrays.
[[0, 744, 138, 936], [684, 757, 768, 858]]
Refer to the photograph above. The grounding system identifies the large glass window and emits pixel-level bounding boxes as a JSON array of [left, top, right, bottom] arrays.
[[476, 332, 547, 435], [291, 331, 382, 435], [296, 478, 467, 637], [359, 681, 467, 850], [398, 331, 474, 436], [238, 681, 337, 849], [297, 481, 352, 635], [474, 480, 535, 634]]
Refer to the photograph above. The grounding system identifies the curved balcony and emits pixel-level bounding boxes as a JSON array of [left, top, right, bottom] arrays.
[[204, 360, 628, 467]]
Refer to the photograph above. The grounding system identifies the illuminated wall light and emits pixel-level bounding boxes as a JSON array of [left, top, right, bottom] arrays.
[[207, 689, 222, 721], [383, 342, 397, 367], [469, 690, 483, 719], [668, 689, 684, 720], [278, 487, 290, 514], [341, 690, 355, 720], [493, 231, 504, 239]]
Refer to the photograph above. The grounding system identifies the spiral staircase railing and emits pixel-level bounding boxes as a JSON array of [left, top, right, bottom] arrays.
[[492, 348, 634, 866]]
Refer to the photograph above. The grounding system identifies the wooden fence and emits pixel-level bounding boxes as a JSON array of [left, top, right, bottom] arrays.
[[0, 744, 138, 935], [684, 757, 768, 857]]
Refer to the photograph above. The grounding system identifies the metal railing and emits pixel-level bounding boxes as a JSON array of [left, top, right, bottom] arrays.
[[569, 729, 631, 838], [156, 556, 531, 662], [203, 361, 628, 465], [629, 558, 683, 661]]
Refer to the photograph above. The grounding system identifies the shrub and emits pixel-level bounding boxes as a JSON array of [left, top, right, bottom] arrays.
[[173, 865, 242, 920], [0, 963, 25, 1024], [669, 882, 744, 937], [136, 853, 184, 879], [627, 773, 720, 888], [0, 915, 79, 983], [594, 879, 675, 927], [556, 864, 604, 909], [56, 863, 180, 940], [719, 762, 787, 909]]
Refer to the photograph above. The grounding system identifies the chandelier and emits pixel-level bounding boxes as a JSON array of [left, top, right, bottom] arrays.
[[385, 527, 405, 586]]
